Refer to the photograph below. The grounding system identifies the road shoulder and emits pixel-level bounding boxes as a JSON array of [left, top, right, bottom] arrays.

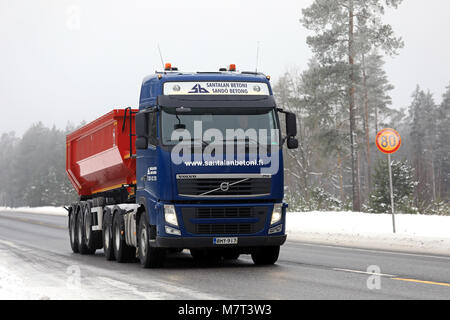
[[288, 231, 450, 257]]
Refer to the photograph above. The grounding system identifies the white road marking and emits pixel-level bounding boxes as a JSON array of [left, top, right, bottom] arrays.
[[332, 268, 396, 278], [289, 241, 450, 261]]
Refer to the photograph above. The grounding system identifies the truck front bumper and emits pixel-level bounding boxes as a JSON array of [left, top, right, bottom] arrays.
[[154, 234, 287, 249]]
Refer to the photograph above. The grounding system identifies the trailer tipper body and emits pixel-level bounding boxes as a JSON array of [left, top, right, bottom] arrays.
[[66, 109, 137, 198], [66, 64, 299, 267]]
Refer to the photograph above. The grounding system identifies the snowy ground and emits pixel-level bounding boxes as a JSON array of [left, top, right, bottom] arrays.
[[1, 206, 449, 255], [286, 211, 450, 256], [0, 206, 67, 216]]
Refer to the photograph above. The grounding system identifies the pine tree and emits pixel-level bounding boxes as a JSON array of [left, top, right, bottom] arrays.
[[0, 132, 19, 206], [369, 159, 417, 214], [300, 0, 404, 211], [407, 87, 439, 210], [356, 52, 397, 198], [435, 84, 450, 199]]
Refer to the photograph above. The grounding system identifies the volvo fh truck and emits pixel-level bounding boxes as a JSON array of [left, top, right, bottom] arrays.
[[66, 64, 298, 268]]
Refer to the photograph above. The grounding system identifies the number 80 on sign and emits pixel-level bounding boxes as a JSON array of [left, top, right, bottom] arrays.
[[376, 128, 401, 154]]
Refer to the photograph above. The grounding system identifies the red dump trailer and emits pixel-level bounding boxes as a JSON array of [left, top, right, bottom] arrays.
[[66, 109, 137, 198]]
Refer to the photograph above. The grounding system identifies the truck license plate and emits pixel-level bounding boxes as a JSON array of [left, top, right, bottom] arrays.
[[213, 237, 238, 245]]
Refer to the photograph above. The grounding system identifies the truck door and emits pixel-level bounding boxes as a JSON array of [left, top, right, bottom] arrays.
[[136, 109, 159, 200]]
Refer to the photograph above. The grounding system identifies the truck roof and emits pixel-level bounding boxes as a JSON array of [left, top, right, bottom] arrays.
[[142, 70, 269, 84], [139, 70, 273, 108]]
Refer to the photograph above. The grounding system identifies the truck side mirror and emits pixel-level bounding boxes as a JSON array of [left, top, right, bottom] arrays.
[[286, 112, 297, 138], [287, 136, 298, 149], [284, 112, 298, 149], [135, 111, 148, 138]]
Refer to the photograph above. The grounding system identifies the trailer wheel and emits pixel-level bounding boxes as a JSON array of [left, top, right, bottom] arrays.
[[138, 214, 165, 268], [102, 208, 115, 261], [68, 205, 79, 253], [83, 201, 102, 250], [112, 210, 135, 263], [251, 246, 280, 265], [76, 203, 95, 255]]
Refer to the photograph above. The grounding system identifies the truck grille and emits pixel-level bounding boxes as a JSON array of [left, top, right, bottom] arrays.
[[181, 206, 267, 235], [196, 224, 252, 234], [176, 175, 271, 197], [196, 207, 252, 218]]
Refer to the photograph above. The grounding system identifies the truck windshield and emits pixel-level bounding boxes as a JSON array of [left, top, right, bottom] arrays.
[[161, 107, 279, 146]]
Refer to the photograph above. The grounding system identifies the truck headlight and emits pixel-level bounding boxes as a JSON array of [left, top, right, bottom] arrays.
[[164, 204, 179, 227], [271, 203, 283, 225]]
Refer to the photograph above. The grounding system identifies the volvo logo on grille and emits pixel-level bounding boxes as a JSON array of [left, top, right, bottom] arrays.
[[219, 182, 230, 192]]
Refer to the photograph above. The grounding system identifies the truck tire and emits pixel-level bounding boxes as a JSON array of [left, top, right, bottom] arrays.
[[102, 207, 115, 261], [251, 246, 280, 265], [138, 214, 165, 268], [68, 205, 79, 253], [76, 203, 96, 255], [83, 201, 102, 251], [112, 209, 135, 263]]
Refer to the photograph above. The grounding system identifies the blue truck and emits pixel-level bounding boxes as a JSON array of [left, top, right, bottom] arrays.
[[66, 64, 298, 267]]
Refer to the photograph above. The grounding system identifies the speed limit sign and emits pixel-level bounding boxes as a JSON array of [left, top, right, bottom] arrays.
[[376, 128, 401, 154], [375, 128, 402, 234]]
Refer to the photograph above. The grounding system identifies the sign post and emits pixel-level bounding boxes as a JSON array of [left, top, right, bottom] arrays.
[[375, 128, 402, 234]]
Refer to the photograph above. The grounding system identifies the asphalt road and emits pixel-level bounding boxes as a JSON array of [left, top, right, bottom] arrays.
[[1, 210, 450, 300]]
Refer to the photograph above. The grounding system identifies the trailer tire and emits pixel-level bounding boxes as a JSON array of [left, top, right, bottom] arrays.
[[112, 209, 135, 263], [251, 246, 280, 265], [138, 214, 165, 268], [76, 203, 96, 255], [83, 201, 102, 251], [102, 208, 115, 261], [68, 205, 79, 253]]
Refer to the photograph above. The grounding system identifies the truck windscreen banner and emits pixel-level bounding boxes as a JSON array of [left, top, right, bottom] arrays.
[[163, 81, 270, 95]]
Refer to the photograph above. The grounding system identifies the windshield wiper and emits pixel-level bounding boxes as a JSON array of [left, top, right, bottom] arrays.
[[223, 137, 261, 147], [168, 138, 210, 147]]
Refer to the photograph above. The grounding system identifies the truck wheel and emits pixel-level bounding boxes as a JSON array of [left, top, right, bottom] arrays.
[[138, 214, 165, 268], [68, 205, 79, 253], [112, 210, 135, 263], [83, 201, 102, 251], [102, 208, 115, 261], [76, 203, 96, 255], [251, 246, 280, 265]]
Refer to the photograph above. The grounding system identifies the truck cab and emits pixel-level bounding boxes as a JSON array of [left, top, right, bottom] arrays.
[[133, 65, 298, 266]]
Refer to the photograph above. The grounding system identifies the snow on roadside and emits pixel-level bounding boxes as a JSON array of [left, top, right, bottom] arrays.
[[286, 211, 450, 238], [286, 211, 450, 256], [0, 206, 66, 216]]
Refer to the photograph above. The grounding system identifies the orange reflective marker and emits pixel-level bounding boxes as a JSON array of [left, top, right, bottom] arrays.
[[375, 128, 401, 154]]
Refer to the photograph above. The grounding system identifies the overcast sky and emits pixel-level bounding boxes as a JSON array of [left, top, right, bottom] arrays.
[[1, 0, 449, 135]]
